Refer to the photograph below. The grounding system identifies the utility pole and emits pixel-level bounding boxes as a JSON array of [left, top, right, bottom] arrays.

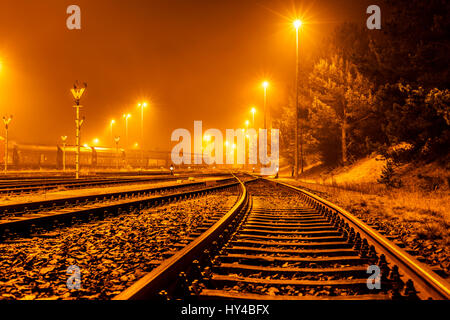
[[71, 81, 87, 180], [61, 135, 68, 172], [2, 115, 12, 173]]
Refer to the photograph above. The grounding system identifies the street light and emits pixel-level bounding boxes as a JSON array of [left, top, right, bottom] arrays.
[[2, 115, 13, 172], [250, 107, 256, 128], [294, 19, 302, 178], [93, 138, 100, 145], [122, 113, 131, 148], [70, 81, 87, 179], [61, 135, 68, 172], [114, 136, 121, 169], [137, 102, 148, 168], [110, 119, 115, 145], [262, 81, 269, 129]]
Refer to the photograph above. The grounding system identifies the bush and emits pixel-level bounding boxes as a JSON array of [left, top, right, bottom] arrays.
[[378, 160, 402, 188]]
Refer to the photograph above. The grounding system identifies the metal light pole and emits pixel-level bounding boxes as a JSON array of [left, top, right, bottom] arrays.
[[61, 135, 68, 171], [294, 20, 302, 178], [251, 107, 256, 128], [123, 113, 131, 149], [2, 115, 12, 173], [262, 82, 269, 129], [71, 82, 87, 180], [138, 102, 147, 169], [110, 120, 115, 146], [114, 136, 120, 169]]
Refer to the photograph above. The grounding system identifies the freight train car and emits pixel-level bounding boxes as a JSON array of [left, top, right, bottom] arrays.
[[124, 150, 169, 168], [93, 147, 126, 169], [0, 140, 170, 170]]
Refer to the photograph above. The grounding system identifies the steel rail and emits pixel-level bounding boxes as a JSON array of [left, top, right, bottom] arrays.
[[0, 179, 233, 215], [114, 174, 250, 300], [0, 173, 231, 194], [0, 178, 239, 236], [274, 180, 450, 300]]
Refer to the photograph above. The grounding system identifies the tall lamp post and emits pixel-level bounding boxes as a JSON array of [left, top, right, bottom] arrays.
[[71, 82, 87, 180], [110, 120, 115, 146], [138, 102, 147, 169], [114, 136, 121, 169], [122, 113, 131, 149], [251, 107, 256, 128], [2, 115, 12, 173], [61, 135, 68, 172], [262, 81, 269, 129], [294, 19, 302, 178]]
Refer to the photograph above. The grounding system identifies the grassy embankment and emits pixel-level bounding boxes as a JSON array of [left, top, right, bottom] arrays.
[[280, 156, 450, 276]]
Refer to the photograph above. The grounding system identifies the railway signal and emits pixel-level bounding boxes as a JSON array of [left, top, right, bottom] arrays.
[[2, 115, 13, 173], [71, 81, 87, 179]]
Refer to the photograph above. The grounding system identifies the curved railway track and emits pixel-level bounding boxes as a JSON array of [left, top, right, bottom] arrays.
[[0, 177, 236, 238], [0, 172, 230, 195], [0, 178, 244, 299], [115, 177, 450, 300]]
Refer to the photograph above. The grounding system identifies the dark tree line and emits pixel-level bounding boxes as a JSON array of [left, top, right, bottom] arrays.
[[275, 0, 450, 168]]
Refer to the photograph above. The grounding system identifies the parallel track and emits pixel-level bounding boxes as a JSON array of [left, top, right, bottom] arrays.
[[115, 177, 450, 300], [0, 177, 237, 238], [0, 173, 230, 195]]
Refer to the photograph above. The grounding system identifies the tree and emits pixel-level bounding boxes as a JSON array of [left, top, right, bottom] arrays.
[[370, 0, 450, 89], [377, 84, 450, 162], [309, 55, 375, 165]]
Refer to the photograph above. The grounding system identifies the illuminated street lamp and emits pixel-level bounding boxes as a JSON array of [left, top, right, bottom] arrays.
[[294, 19, 302, 178], [110, 119, 116, 145], [122, 113, 131, 148], [61, 135, 68, 171], [114, 136, 121, 169], [93, 138, 100, 145], [250, 107, 256, 128], [2, 115, 12, 173], [137, 102, 148, 168], [71, 81, 87, 179], [262, 81, 269, 129]]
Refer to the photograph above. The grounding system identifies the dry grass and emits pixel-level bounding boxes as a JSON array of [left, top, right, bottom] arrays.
[[279, 155, 450, 274], [295, 180, 450, 245]]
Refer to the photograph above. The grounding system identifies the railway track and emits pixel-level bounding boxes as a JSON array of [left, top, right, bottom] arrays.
[[0, 177, 236, 238], [0, 176, 244, 299], [0, 173, 230, 195], [116, 177, 450, 300]]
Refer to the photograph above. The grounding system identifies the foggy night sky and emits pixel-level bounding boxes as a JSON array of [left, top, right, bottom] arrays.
[[0, 0, 372, 150]]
